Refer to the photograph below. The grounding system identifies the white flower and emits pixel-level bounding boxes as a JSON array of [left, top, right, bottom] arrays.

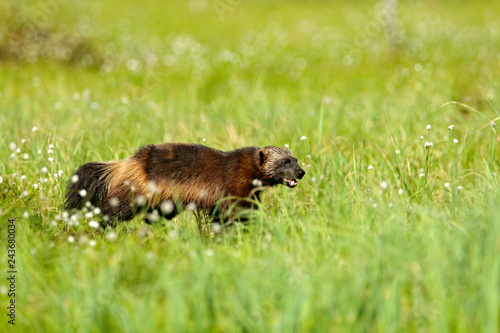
[[426, 124, 431, 131], [22, 153, 29, 160], [160, 200, 174, 215], [395, 149, 400, 155], [492, 121, 496, 128], [444, 183, 450, 188], [380, 181, 388, 190], [22, 211, 29, 218], [202, 138, 206, 143], [458, 186, 463, 190], [284, 144, 289, 148], [37, 149, 42, 155], [93, 207, 101, 215], [0, 176, 3, 184], [32, 126, 38, 132], [135, 195, 146, 206], [9, 142, 16, 151], [368, 165, 374, 170], [71, 175, 79, 183], [212, 223, 222, 233], [21, 139, 26, 144], [78, 189, 87, 197], [47, 149, 54, 154], [20, 175, 26, 181], [50, 221, 57, 227], [84, 212, 93, 219], [48, 144, 54, 149], [58, 170, 63, 176], [398, 189, 404, 195], [252, 179, 263, 187], [41, 167, 48, 174], [424, 142, 433, 148], [448, 125, 454, 130], [67, 236, 75, 243], [109, 197, 119, 207], [420, 135, 424, 141], [186, 202, 196, 211], [89, 240, 97, 247], [453, 139, 459, 144], [300, 135, 307, 141], [88, 221, 100, 229], [33, 183, 38, 189], [16, 148, 20, 153], [106, 232, 118, 241], [419, 173, 425, 178], [48, 157, 54, 162]]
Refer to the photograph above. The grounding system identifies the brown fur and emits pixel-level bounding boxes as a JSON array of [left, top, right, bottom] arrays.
[[65, 143, 305, 223]]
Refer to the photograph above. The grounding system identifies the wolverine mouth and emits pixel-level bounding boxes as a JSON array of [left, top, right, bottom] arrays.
[[284, 178, 298, 188]]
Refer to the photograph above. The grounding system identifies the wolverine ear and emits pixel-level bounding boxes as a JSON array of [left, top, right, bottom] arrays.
[[258, 149, 268, 165]]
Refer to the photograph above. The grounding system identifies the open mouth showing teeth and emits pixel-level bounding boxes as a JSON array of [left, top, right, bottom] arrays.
[[284, 179, 298, 188]]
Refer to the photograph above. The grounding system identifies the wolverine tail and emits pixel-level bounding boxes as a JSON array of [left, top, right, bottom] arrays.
[[64, 162, 115, 210]]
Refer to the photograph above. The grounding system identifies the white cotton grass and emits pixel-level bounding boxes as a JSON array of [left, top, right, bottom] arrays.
[[109, 197, 119, 207], [41, 166, 48, 174], [9, 142, 16, 151], [380, 181, 388, 190], [78, 189, 87, 197], [448, 125, 454, 130], [160, 200, 174, 215], [426, 124, 431, 131], [395, 149, 400, 155], [368, 165, 374, 171], [300, 135, 307, 141], [453, 139, 459, 144], [88, 221, 100, 229], [106, 232, 118, 241], [252, 179, 263, 187], [444, 183, 450, 188], [32, 126, 38, 133], [424, 142, 433, 148]]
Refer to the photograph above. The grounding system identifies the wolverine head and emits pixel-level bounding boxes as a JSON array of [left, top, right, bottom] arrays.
[[257, 146, 305, 188]]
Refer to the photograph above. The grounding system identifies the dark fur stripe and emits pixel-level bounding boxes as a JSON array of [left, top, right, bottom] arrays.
[[64, 162, 112, 210]]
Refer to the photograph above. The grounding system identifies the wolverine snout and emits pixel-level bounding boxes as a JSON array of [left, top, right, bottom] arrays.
[[296, 169, 305, 179]]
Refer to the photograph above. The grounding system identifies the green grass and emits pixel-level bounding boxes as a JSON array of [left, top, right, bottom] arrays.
[[1, 0, 500, 331]]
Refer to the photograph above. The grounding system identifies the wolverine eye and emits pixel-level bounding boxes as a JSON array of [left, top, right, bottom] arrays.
[[280, 159, 291, 167]]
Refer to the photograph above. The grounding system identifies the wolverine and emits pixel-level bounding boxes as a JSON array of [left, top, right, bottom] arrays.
[[65, 143, 305, 223]]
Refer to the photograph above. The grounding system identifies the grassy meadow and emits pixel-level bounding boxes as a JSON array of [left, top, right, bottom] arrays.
[[1, 0, 500, 331]]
